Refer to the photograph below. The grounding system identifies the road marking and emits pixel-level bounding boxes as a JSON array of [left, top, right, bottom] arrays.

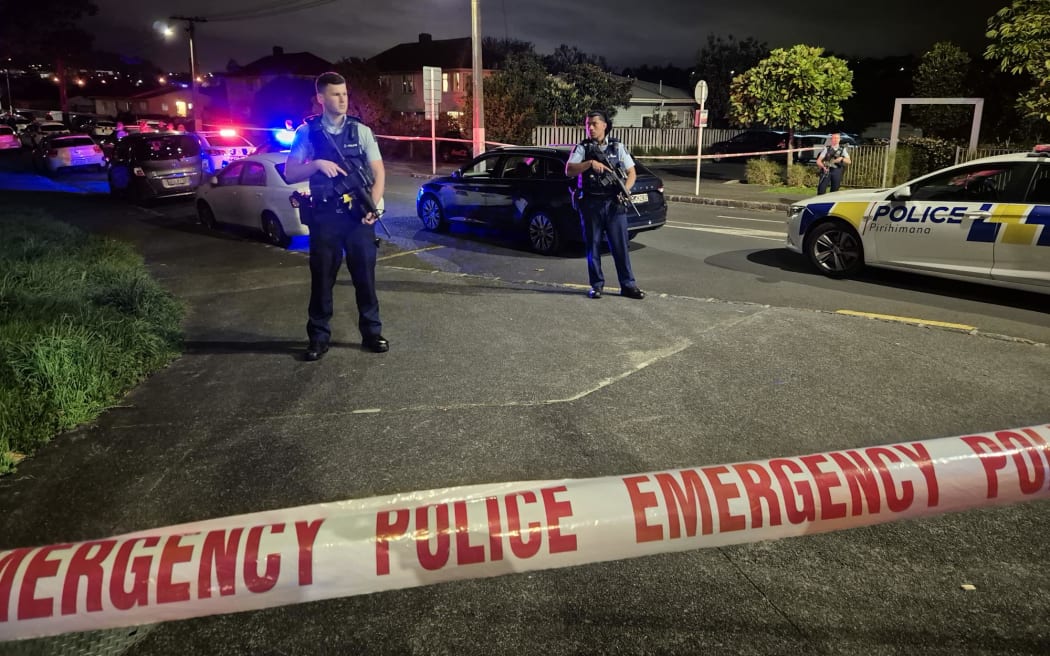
[[377, 245, 444, 261], [715, 215, 786, 224], [835, 310, 976, 331], [666, 221, 784, 241]]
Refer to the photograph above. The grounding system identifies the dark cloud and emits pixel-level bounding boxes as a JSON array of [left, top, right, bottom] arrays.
[[85, 0, 1011, 72]]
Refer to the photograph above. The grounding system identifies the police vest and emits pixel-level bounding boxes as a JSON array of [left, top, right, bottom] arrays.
[[306, 114, 368, 200], [823, 145, 846, 169], [577, 138, 625, 194]]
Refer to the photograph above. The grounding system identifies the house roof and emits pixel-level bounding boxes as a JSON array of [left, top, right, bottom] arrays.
[[617, 76, 694, 103], [369, 34, 497, 73], [224, 48, 333, 78]]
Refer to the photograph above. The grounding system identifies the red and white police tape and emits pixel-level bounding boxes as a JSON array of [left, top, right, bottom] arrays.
[[2, 424, 1049, 642]]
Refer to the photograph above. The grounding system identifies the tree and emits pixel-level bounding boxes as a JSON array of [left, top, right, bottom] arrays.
[[985, 0, 1050, 122], [0, 0, 98, 113], [462, 52, 550, 145], [483, 37, 536, 68], [692, 35, 769, 126], [911, 42, 973, 138], [333, 57, 394, 130], [545, 63, 633, 126], [729, 45, 854, 164], [544, 44, 610, 74]]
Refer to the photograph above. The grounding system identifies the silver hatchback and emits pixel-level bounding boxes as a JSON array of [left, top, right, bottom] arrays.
[[107, 132, 204, 201]]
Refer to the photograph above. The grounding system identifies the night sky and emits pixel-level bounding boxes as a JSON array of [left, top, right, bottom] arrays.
[[85, 0, 1012, 74]]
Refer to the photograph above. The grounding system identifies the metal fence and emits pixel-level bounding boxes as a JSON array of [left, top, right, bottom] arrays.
[[954, 146, 1021, 165], [841, 145, 888, 188], [531, 126, 742, 152]]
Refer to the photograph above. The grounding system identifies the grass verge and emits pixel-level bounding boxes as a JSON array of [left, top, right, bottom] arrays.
[[0, 210, 184, 474], [764, 186, 817, 196]]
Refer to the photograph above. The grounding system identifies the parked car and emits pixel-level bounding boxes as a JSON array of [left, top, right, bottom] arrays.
[[786, 146, 1050, 293], [0, 125, 21, 150], [197, 130, 257, 174], [107, 132, 204, 201], [439, 130, 472, 162], [194, 152, 309, 247], [416, 145, 667, 255], [707, 130, 789, 163], [32, 134, 105, 173], [21, 121, 70, 149], [89, 119, 117, 138]]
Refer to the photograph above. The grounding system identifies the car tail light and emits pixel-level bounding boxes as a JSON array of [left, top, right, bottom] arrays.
[[132, 167, 145, 177], [92, 145, 101, 153], [777, 140, 786, 148], [658, 186, 664, 193]]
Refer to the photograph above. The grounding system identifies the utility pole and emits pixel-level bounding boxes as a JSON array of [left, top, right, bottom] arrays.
[[470, 0, 484, 158], [169, 15, 207, 132]]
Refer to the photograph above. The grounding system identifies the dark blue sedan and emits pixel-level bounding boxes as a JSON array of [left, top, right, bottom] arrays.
[[416, 145, 667, 255]]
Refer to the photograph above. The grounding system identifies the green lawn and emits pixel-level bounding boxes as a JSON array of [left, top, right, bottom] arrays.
[[0, 211, 184, 473]]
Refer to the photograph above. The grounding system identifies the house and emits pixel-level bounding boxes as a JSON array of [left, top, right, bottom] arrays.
[[612, 77, 695, 128], [83, 87, 203, 121], [222, 47, 333, 123], [368, 33, 496, 117]]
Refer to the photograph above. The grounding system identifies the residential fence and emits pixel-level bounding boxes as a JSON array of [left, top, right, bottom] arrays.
[[531, 126, 743, 152], [954, 146, 1020, 165]]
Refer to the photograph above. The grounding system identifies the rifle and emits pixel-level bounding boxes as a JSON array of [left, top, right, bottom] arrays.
[[320, 128, 391, 237], [586, 141, 641, 216]]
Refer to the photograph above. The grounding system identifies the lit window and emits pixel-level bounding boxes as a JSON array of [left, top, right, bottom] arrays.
[[175, 101, 187, 117], [442, 73, 448, 93], [454, 72, 461, 91]]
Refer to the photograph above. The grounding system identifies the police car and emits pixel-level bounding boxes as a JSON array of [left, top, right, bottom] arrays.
[[786, 147, 1050, 294]]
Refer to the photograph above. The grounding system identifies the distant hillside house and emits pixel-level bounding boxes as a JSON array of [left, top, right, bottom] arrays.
[[613, 77, 695, 128], [223, 47, 333, 123], [81, 87, 203, 120], [368, 33, 497, 117]]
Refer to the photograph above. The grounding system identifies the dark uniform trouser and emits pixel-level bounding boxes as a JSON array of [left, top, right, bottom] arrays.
[[307, 208, 381, 345], [579, 195, 636, 290], [817, 167, 844, 195]]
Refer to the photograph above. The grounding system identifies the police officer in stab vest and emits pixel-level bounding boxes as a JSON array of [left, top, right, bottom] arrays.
[[565, 110, 645, 300], [816, 132, 851, 195], [285, 72, 388, 361]]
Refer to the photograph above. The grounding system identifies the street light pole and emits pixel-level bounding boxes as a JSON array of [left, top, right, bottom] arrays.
[[470, 0, 484, 157], [170, 15, 207, 132]]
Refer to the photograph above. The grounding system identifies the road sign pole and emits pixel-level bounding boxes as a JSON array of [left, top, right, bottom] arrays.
[[694, 80, 708, 196]]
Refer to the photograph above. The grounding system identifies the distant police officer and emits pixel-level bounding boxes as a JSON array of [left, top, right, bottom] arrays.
[[284, 71, 388, 361], [565, 110, 645, 300], [816, 132, 851, 195]]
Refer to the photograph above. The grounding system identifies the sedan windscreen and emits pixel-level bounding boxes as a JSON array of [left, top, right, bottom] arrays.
[[53, 137, 95, 147]]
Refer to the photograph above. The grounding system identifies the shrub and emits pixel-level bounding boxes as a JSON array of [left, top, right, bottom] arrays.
[[786, 163, 819, 188], [746, 158, 784, 185]]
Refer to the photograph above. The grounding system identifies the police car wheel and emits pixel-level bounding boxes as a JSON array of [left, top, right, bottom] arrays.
[[527, 212, 561, 255], [418, 194, 448, 232], [806, 221, 864, 278], [262, 212, 290, 248]]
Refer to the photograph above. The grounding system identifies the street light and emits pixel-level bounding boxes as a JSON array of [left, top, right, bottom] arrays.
[[470, 0, 484, 158], [159, 16, 207, 132]]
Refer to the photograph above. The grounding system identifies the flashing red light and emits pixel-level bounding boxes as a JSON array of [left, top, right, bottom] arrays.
[[219, 128, 236, 137], [1033, 144, 1050, 153]]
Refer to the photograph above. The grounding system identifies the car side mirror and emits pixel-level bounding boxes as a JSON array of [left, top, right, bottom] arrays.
[[209, 176, 219, 186], [451, 169, 462, 179], [891, 185, 911, 201]]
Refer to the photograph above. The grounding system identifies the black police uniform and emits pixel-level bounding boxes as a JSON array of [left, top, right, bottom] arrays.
[[573, 137, 638, 296], [817, 144, 847, 195], [304, 115, 382, 348]]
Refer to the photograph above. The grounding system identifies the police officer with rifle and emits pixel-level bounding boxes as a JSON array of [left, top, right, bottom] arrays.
[[816, 132, 851, 195], [285, 72, 389, 361], [565, 110, 645, 300]]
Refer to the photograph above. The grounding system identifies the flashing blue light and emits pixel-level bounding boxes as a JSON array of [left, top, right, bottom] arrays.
[[275, 129, 296, 147]]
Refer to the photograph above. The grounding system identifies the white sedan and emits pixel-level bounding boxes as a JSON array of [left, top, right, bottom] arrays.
[[34, 134, 106, 172], [786, 148, 1050, 294], [194, 152, 309, 247]]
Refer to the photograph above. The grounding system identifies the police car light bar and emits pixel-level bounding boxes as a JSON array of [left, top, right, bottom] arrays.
[[219, 128, 237, 137]]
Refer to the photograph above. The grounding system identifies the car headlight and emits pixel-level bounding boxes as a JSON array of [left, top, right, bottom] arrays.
[[788, 204, 806, 219]]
